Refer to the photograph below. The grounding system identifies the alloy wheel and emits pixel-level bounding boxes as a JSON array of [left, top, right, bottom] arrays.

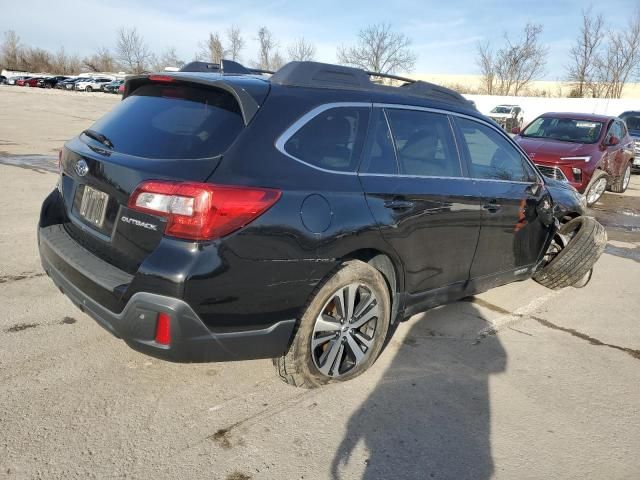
[[587, 177, 607, 205], [311, 283, 379, 378]]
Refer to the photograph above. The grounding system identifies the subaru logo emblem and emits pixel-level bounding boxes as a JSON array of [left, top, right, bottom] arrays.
[[75, 160, 89, 177]]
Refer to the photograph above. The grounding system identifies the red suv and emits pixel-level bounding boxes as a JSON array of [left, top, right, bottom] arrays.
[[514, 113, 634, 205]]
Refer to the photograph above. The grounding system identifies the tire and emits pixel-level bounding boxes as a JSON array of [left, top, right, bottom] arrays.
[[584, 170, 608, 206], [533, 216, 607, 290], [86, 86, 92, 92], [610, 162, 632, 194], [274, 260, 391, 388]]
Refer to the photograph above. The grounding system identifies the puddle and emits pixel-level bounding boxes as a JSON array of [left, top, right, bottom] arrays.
[[589, 189, 640, 243]]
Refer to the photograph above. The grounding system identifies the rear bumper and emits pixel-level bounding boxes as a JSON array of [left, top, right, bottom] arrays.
[[39, 225, 296, 363]]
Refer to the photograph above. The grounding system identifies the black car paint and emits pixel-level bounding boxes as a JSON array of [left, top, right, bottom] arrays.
[[38, 73, 584, 363]]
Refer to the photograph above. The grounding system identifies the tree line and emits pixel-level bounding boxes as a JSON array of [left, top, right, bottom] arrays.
[[0, 23, 413, 78], [2, 9, 639, 99], [477, 7, 640, 98]]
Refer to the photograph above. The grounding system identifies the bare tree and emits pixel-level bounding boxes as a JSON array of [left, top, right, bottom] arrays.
[[115, 26, 153, 73], [287, 38, 316, 61], [154, 47, 184, 70], [496, 23, 547, 95], [200, 32, 227, 64], [337, 23, 416, 77], [593, 11, 640, 98], [227, 26, 244, 61], [83, 47, 117, 72], [567, 7, 605, 97], [1, 30, 21, 70], [254, 26, 282, 70], [476, 41, 496, 94]]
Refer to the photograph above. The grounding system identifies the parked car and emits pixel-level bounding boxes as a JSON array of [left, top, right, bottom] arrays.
[[38, 61, 603, 388], [117, 83, 125, 94], [75, 77, 113, 92], [6, 76, 24, 85], [488, 105, 524, 131], [103, 79, 124, 94], [61, 77, 91, 90], [619, 111, 640, 172], [24, 77, 44, 87], [39, 76, 69, 88], [15, 77, 32, 86], [514, 113, 634, 206]]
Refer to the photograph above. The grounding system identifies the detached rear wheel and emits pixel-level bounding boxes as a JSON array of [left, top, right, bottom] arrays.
[[274, 260, 390, 388], [533, 216, 607, 290]]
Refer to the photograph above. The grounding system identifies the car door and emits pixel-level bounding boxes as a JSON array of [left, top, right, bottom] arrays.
[[358, 107, 482, 307], [453, 116, 551, 288], [612, 120, 634, 175]]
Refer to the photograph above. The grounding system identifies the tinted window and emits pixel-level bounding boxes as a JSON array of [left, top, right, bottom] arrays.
[[360, 110, 397, 174], [88, 84, 244, 159], [620, 112, 640, 134], [458, 118, 532, 182], [386, 109, 461, 177], [522, 116, 603, 144], [284, 107, 369, 172]]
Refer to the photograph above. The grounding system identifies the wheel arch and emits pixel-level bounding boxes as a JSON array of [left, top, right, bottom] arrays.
[[340, 248, 404, 324]]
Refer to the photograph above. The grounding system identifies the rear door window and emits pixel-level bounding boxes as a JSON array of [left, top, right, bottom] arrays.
[[385, 109, 462, 177], [88, 84, 244, 159], [283, 106, 370, 172]]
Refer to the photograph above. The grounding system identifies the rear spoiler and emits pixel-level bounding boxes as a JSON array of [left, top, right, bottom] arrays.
[[122, 73, 270, 125], [179, 60, 274, 76]]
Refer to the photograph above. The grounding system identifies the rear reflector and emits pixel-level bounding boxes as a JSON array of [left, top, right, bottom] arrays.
[[128, 181, 281, 241], [155, 313, 171, 345]]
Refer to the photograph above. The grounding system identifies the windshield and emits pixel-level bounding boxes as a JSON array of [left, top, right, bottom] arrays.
[[620, 112, 640, 134], [87, 83, 244, 159], [522, 117, 603, 144], [491, 106, 512, 114]]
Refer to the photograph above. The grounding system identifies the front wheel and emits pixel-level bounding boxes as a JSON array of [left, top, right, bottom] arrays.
[[585, 170, 608, 206], [274, 260, 391, 388], [86, 86, 92, 92]]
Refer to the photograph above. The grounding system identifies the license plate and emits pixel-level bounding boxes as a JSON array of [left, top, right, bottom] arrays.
[[79, 185, 109, 227]]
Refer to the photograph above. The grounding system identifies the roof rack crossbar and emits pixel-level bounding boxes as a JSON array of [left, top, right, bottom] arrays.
[[364, 71, 415, 84], [270, 61, 472, 109]]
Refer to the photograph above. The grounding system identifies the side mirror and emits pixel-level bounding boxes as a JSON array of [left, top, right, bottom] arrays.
[[511, 126, 521, 135], [607, 135, 620, 146]]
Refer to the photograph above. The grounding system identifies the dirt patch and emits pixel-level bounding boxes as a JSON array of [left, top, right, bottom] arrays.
[[0, 272, 46, 284], [5, 323, 39, 333], [60, 317, 77, 325], [210, 428, 233, 449], [226, 472, 252, 480]]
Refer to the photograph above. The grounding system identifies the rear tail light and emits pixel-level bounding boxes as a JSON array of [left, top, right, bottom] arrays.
[[128, 181, 281, 241], [155, 313, 171, 345]]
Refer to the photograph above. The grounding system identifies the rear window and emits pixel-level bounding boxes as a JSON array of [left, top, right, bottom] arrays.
[[87, 84, 244, 159]]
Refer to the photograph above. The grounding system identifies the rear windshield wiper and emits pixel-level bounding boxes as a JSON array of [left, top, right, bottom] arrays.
[[82, 129, 114, 149]]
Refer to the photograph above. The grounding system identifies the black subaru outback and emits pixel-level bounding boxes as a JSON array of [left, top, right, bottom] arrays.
[[38, 60, 602, 387]]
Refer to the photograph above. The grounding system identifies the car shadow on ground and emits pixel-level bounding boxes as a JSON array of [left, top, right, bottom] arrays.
[[332, 301, 506, 480]]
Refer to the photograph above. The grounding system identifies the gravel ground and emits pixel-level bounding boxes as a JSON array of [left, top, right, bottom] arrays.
[[1, 87, 639, 480]]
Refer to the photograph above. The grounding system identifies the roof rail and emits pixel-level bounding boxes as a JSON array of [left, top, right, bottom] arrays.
[[270, 61, 472, 108], [179, 60, 274, 75]]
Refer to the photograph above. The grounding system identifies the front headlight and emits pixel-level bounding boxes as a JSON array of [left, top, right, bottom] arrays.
[[561, 156, 591, 162]]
